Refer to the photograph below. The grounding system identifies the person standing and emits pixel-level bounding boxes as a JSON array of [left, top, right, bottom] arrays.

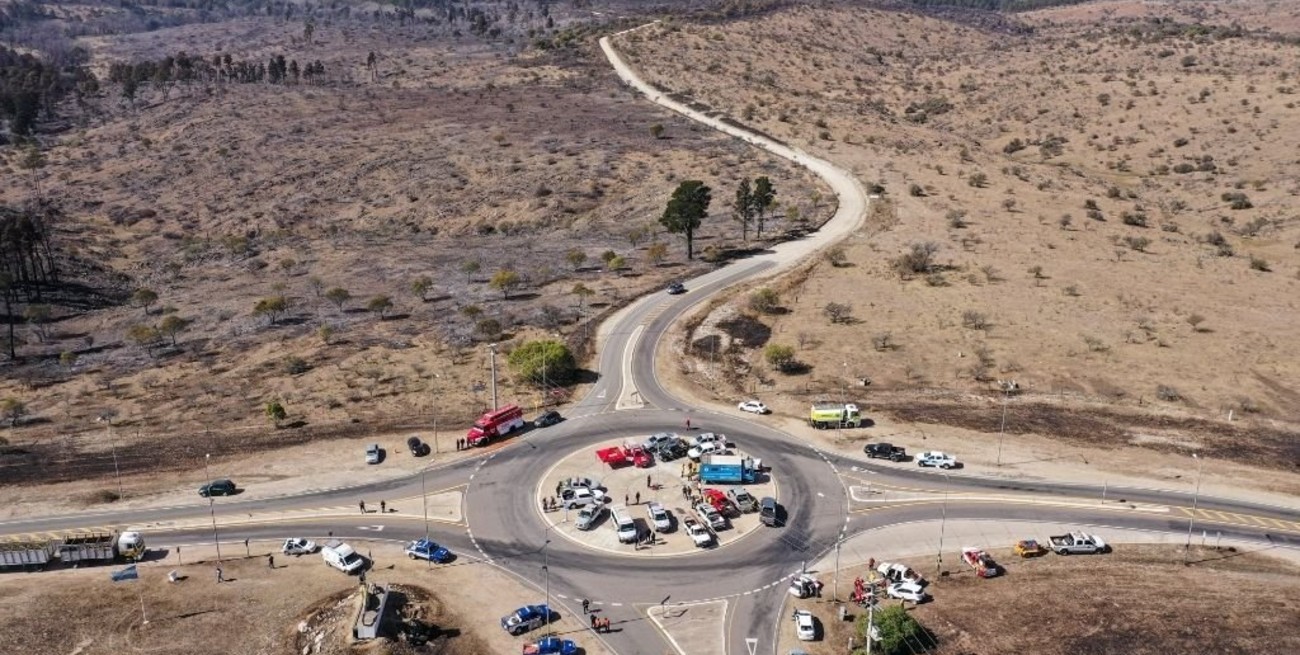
[[635, 491, 640, 505], [582, 598, 590, 614], [216, 566, 224, 583], [380, 500, 386, 514], [359, 500, 366, 514], [646, 474, 652, 488], [267, 554, 275, 569]]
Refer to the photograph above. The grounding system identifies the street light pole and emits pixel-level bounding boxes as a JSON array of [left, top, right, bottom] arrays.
[[936, 473, 949, 578], [996, 386, 1010, 467], [488, 343, 499, 411], [204, 453, 222, 561], [421, 465, 431, 570], [833, 537, 842, 601], [540, 523, 557, 635], [98, 416, 124, 500], [1184, 453, 1204, 562]]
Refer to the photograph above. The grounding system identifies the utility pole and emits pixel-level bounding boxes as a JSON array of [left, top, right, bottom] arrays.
[[833, 537, 842, 601], [996, 383, 1011, 467], [488, 343, 499, 410], [421, 466, 431, 570], [204, 453, 222, 561], [1184, 453, 1204, 563], [936, 473, 949, 578], [98, 415, 124, 500]]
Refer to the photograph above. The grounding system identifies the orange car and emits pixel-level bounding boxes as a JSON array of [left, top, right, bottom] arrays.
[[1014, 539, 1047, 558]]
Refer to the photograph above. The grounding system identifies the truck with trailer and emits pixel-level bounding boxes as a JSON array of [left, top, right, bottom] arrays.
[[697, 454, 757, 484], [0, 531, 145, 570], [809, 402, 864, 429], [466, 404, 525, 447]]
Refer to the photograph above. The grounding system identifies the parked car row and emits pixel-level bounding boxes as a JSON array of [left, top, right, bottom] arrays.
[[862, 443, 963, 470]]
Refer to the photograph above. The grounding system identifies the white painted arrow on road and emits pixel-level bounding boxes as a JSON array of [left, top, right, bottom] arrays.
[[746, 637, 757, 655], [357, 525, 385, 531]]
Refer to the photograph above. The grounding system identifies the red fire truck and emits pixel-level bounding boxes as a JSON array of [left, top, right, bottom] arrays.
[[466, 404, 525, 446]]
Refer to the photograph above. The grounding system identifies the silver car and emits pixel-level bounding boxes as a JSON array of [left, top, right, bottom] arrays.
[[365, 443, 381, 464], [642, 432, 678, 452], [575, 505, 606, 531]]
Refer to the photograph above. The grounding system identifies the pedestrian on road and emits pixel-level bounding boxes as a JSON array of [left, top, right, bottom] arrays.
[[267, 554, 275, 569], [624, 493, 629, 505], [380, 500, 386, 514], [216, 567, 224, 583], [582, 598, 590, 614], [556, 481, 563, 496], [635, 491, 640, 505], [646, 474, 652, 488], [685, 418, 692, 430], [359, 500, 366, 514]]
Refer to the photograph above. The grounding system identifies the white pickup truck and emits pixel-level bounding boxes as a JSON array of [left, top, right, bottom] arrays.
[[1047, 532, 1109, 555], [682, 518, 713, 548], [694, 502, 727, 531]]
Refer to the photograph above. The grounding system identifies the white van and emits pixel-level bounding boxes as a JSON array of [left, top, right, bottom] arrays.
[[611, 506, 638, 543], [322, 539, 365, 573]]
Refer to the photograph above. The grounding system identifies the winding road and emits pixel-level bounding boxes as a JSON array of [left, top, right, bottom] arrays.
[[4, 24, 1300, 655]]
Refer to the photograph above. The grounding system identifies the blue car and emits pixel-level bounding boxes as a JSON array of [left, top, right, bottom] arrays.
[[527, 636, 579, 654], [501, 604, 551, 636], [404, 538, 453, 563]]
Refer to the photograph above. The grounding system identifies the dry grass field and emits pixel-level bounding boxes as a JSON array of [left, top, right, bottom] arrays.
[[0, 543, 609, 655], [0, 6, 829, 487], [781, 544, 1300, 655], [619, 1, 1300, 473]]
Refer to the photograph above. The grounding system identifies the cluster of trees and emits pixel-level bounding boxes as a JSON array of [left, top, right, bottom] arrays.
[[1, 203, 59, 359], [659, 176, 783, 261], [105, 52, 327, 102], [1, 45, 97, 134], [732, 177, 778, 241]]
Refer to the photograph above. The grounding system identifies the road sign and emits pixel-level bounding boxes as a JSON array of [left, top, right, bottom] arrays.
[[357, 525, 385, 531], [745, 637, 757, 655]]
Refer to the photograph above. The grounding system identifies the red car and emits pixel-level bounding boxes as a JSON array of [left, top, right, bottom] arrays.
[[623, 443, 653, 468], [701, 488, 733, 515]]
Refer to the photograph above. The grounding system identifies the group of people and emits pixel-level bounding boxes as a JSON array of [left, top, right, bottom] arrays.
[[454, 438, 474, 450], [358, 500, 386, 514]]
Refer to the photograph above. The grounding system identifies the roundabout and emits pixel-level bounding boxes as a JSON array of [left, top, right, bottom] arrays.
[[534, 434, 778, 556], [462, 409, 850, 603]]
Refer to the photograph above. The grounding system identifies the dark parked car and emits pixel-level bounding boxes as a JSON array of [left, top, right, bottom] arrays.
[[656, 440, 690, 462], [406, 435, 430, 457], [199, 479, 237, 497], [864, 442, 907, 462], [534, 410, 562, 427], [667, 281, 687, 295]]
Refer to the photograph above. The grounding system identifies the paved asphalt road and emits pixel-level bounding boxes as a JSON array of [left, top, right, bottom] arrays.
[[6, 27, 1300, 655]]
